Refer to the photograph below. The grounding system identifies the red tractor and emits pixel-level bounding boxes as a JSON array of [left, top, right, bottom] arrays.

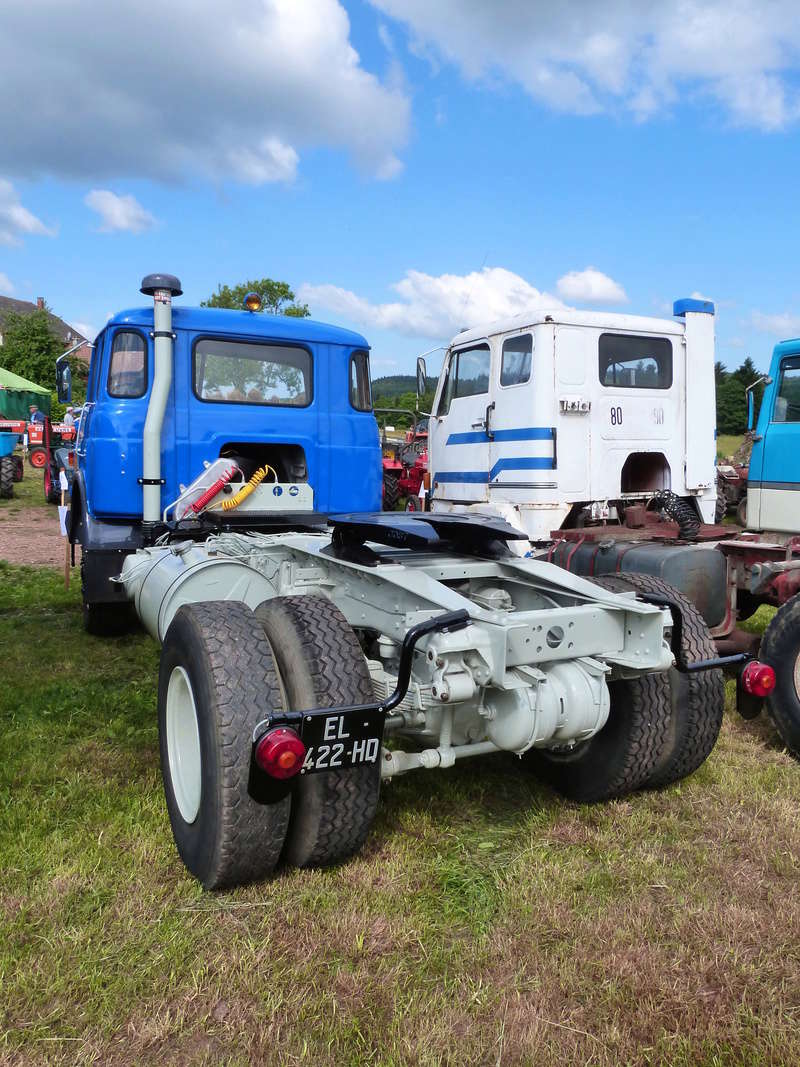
[[27, 418, 78, 503], [380, 414, 428, 511]]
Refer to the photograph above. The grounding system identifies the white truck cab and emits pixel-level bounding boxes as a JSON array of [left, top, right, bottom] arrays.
[[428, 299, 717, 542]]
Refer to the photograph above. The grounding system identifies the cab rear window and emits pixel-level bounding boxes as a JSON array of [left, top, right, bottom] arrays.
[[349, 350, 372, 411], [599, 334, 672, 389], [193, 338, 312, 406]]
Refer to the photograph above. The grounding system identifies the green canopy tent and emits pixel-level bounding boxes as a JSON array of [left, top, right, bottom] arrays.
[[0, 367, 51, 419]]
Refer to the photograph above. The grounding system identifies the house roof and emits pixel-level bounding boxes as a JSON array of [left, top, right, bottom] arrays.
[[0, 295, 88, 346]]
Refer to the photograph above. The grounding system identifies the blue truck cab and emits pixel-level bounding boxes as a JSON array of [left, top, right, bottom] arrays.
[[747, 339, 800, 533], [67, 274, 381, 629]]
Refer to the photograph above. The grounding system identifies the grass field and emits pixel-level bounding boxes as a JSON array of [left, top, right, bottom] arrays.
[[716, 435, 745, 461], [1, 557, 799, 1066]]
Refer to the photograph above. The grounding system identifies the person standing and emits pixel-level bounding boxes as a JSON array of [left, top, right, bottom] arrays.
[[28, 404, 45, 424]]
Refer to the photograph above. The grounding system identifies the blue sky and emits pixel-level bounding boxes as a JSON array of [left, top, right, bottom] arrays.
[[2, 0, 800, 376]]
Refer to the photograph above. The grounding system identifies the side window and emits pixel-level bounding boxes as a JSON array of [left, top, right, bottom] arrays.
[[349, 350, 372, 411], [773, 357, 800, 423], [453, 344, 490, 399], [599, 334, 672, 389], [500, 334, 532, 387], [108, 331, 147, 398]]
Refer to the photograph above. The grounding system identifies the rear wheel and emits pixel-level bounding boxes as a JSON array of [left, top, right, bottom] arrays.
[[255, 595, 381, 868], [158, 602, 291, 888], [383, 472, 400, 510], [592, 574, 724, 788], [0, 455, 13, 498], [525, 667, 671, 803], [760, 595, 800, 758], [714, 484, 726, 524]]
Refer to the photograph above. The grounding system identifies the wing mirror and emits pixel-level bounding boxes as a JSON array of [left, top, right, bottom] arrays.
[[56, 361, 72, 404], [745, 375, 772, 431], [416, 357, 427, 397]]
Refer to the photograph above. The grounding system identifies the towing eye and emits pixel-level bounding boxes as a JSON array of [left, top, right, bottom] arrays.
[[248, 609, 471, 803]]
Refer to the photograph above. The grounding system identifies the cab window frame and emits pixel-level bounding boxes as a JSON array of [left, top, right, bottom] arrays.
[[349, 349, 373, 412], [771, 355, 800, 424], [191, 335, 314, 408], [499, 333, 533, 389], [106, 328, 149, 399], [598, 332, 673, 390]]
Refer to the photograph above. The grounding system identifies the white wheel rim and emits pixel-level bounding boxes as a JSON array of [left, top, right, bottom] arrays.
[[166, 666, 202, 823], [793, 654, 800, 703]]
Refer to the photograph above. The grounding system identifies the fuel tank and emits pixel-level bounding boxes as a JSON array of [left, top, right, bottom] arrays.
[[545, 539, 728, 630]]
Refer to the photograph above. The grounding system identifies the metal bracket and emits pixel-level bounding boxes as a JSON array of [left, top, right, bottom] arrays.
[[137, 477, 166, 486], [149, 330, 176, 340], [248, 609, 470, 803]]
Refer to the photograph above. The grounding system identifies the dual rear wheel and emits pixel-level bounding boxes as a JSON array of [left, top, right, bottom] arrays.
[[159, 596, 380, 889]]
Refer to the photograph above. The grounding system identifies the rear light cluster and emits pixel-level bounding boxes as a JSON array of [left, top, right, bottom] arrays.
[[254, 727, 306, 779], [741, 661, 776, 699]]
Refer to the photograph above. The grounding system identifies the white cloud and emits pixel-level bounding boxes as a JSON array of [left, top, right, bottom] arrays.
[[0, 271, 14, 293], [300, 266, 565, 340], [556, 267, 627, 304], [751, 310, 800, 336], [0, 179, 56, 246], [0, 0, 408, 185], [691, 290, 715, 302], [85, 190, 157, 234], [370, 1, 800, 130], [69, 320, 98, 341]]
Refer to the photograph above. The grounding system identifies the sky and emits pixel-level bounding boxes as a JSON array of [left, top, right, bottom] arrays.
[[2, 0, 800, 377]]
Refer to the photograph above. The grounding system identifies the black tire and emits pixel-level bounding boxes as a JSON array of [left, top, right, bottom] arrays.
[[524, 583, 673, 802], [81, 556, 135, 636], [736, 496, 747, 528], [158, 602, 291, 888], [714, 484, 726, 524], [12, 455, 23, 482], [760, 595, 800, 759], [0, 455, 13, 498], [44, 463, 60, 504], [594, 574, 724, 788], [255, 595, 381, 868], [383, 472, 400, 510]]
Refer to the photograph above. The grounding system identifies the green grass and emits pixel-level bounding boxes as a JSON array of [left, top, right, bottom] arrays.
[[1, 565, 800, 1065], [716, 434, 745, 461]]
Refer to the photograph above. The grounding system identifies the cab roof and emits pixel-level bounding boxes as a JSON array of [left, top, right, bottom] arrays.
[[450, 308, 684, 348], [105, 305, 370, 349]]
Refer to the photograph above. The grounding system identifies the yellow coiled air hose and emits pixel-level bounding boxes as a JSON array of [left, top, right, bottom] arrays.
[[220, 464, 276, 511]]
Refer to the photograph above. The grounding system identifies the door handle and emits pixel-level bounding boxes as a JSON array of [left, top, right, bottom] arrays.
[[485, 401, 495, 441]]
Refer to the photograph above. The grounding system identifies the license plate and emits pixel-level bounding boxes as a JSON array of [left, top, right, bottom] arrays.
[[299, 709, 383, 775]]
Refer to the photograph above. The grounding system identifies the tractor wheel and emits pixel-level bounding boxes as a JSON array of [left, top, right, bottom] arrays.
[[0, 455, 14, 499], [383, 472, 400, 511], [12, 455, 23, 482], [255, 595, 381, 868], [714, 484, 726, 524], [759, 594, 800, 759], [81, 555, 135, 636], [591, 574, 724, 788], [158, 602, 291, 888], [44, 463, 61, 504], [29, 448, 47, 469], [736, 496, 747, 528]]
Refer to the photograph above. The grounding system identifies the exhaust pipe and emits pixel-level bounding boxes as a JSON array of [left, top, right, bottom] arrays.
[[140, 273, 182, 523]]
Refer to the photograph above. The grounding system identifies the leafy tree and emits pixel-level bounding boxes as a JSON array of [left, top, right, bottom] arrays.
[[201, 278, 310, 317], [0, 309, 63, 387]]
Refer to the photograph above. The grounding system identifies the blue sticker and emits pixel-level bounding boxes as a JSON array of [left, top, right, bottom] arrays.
[[272, 485, 283, 497], [289, 485, 299, 496]]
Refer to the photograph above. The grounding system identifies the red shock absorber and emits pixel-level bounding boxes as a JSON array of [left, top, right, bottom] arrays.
[[190, 466, 236, 514]]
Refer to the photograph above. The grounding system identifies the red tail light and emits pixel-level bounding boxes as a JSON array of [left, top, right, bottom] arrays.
[[254, 727, 306, 779], [741, 661, 776, 699]]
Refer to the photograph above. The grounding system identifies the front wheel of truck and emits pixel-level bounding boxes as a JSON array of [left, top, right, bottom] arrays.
[[158, 602, 291, 889], [255, 595, 381, 868]]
